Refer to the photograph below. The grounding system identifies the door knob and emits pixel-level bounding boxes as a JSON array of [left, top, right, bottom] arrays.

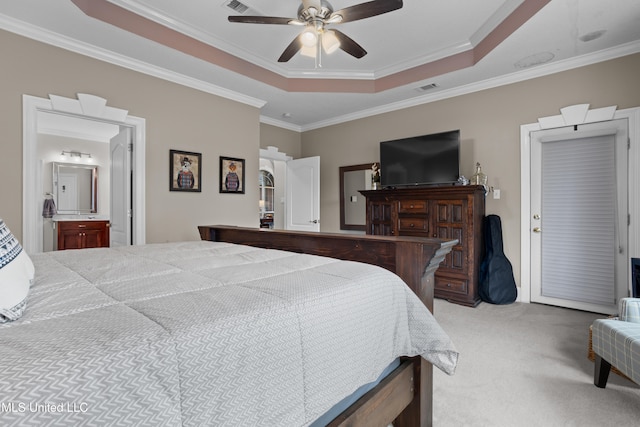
[[533, 227, 541, 233]]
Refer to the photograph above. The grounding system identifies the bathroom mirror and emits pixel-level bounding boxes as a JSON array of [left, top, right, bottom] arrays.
[[339, 164, 372, 231], [52, 162, 98, 213]]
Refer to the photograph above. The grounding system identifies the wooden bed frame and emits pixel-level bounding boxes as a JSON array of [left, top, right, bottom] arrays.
[[198, 225, 456, 427]]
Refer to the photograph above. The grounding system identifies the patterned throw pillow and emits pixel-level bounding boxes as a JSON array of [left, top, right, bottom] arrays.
[[0, 219, 34, 323]]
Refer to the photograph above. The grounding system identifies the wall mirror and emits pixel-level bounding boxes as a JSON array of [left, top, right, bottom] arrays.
[[52, 162, 98, 213], [339, 164, 372, 231]]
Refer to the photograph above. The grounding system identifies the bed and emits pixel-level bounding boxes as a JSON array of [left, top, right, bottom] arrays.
[[1, 224, 458, 427]]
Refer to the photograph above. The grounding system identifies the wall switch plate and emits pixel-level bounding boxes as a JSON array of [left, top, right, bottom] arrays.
[[493, 189, 501, 199]]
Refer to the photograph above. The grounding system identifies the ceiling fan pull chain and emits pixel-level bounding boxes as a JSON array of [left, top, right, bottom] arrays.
[[317, 32, 322, 68]]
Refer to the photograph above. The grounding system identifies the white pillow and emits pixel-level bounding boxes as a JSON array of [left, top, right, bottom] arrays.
[[0, 219, 34, 323]]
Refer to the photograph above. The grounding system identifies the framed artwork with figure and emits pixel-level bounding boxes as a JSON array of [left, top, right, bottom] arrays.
[[170, 150, 202, 192], [220, 156, 245, 194]]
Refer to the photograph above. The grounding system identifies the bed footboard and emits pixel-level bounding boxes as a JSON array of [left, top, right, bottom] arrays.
[[198, 225, 455, 313], [198, 225, 455, 427]]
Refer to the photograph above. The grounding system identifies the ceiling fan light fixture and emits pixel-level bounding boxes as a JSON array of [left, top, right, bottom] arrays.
[[300, 27, 318, 47], [322, 30, 340, 54], [228, 0, 404, 64], [300, 45, 317, 57]]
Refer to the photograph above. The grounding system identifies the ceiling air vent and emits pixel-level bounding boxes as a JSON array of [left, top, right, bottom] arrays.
[[225, 0, 250, 14], [415, 83, 439, 92]]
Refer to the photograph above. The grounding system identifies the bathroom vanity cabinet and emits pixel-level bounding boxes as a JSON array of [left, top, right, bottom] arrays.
[[56, 220, 110, 250]]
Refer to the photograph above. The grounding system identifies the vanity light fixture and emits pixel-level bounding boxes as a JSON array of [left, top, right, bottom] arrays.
[[60, 151, 93, 162]]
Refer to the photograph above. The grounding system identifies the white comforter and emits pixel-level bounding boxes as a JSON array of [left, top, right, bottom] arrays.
[[0, 241, 458, 426]]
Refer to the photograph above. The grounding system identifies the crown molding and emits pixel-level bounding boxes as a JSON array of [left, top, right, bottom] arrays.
[[300, 40, 640, 132], [3, 12, 639, 133], [0, 13, 267, 110], [259, 115, 302, 132]]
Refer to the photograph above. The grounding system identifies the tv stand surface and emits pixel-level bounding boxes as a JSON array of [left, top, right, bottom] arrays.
[[361, 185, 485, 307]]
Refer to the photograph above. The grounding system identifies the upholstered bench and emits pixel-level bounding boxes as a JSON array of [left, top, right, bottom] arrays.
[[592, 298, 640, 388]]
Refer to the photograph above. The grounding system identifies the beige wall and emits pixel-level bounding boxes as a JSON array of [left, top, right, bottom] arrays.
[[1, 30, 261, 244], [4, 26, 639, 281], [260, 123, 302, 159], [301, 53, 640, 287]]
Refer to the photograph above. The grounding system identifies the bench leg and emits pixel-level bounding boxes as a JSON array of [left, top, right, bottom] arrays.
[[594, 354, 611, 388]]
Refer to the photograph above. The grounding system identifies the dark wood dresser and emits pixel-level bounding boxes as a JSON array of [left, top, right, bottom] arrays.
[[361, 185, 485, 306]]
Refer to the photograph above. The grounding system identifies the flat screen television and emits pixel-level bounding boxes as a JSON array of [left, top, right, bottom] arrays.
[[379, 130, 460, 187]]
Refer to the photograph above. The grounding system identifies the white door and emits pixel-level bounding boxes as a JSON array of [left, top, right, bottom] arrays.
[[530, 120, 628, 314], [285, 156, 320, 232], [57, 173, 78, 211], [110, 127, 132, 247]]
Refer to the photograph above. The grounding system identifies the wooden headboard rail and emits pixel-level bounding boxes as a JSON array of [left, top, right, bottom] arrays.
[[198, 225, 456, 313], [198, 225, 456, 427]]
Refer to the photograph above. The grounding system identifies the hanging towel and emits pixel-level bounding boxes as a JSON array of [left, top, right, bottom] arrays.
[[42, 198, 57, 218]]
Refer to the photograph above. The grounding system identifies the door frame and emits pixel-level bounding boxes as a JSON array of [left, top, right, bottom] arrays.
[[22, 93, 146, 253], [260, 147, 292, 230], [520, 106, 640, 303]]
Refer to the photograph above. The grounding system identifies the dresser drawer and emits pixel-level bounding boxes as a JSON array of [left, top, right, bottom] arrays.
[[435, 276, 468, 295], [398, 200, 428, 214], [398, 217, 429, 233], [58, 220, 107, 232]]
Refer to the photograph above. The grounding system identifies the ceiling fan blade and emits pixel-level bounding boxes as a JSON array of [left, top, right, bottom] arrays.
[[332, 0, 403, 23], [332, 30, 367, 58], [228, 16, 294, 25], [278, 35, 304, 62]]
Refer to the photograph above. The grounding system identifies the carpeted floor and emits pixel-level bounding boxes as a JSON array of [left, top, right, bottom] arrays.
[[432, 299, 640, 426]]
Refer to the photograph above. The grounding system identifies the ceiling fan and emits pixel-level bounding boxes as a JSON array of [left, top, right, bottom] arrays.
[[228, 0, 403, 64]]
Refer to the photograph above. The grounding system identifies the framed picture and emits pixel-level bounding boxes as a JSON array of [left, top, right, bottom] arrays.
[[170, 150, 202, 192], [220, 156, 245, 194]]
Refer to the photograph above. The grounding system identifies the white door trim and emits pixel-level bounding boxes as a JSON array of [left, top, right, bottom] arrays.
[[520, 105, 640, 304], [110, 127, 132, 247], [22, 94, 146, 253]]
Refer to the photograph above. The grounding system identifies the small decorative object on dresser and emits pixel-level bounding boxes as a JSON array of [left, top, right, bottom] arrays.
[[371, 162, 381, 190], [361, 185, 485, 307], [471, 162, 489, 194]]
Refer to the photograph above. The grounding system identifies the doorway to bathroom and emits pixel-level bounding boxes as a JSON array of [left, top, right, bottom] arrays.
[[22, 93, 146, 254]]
